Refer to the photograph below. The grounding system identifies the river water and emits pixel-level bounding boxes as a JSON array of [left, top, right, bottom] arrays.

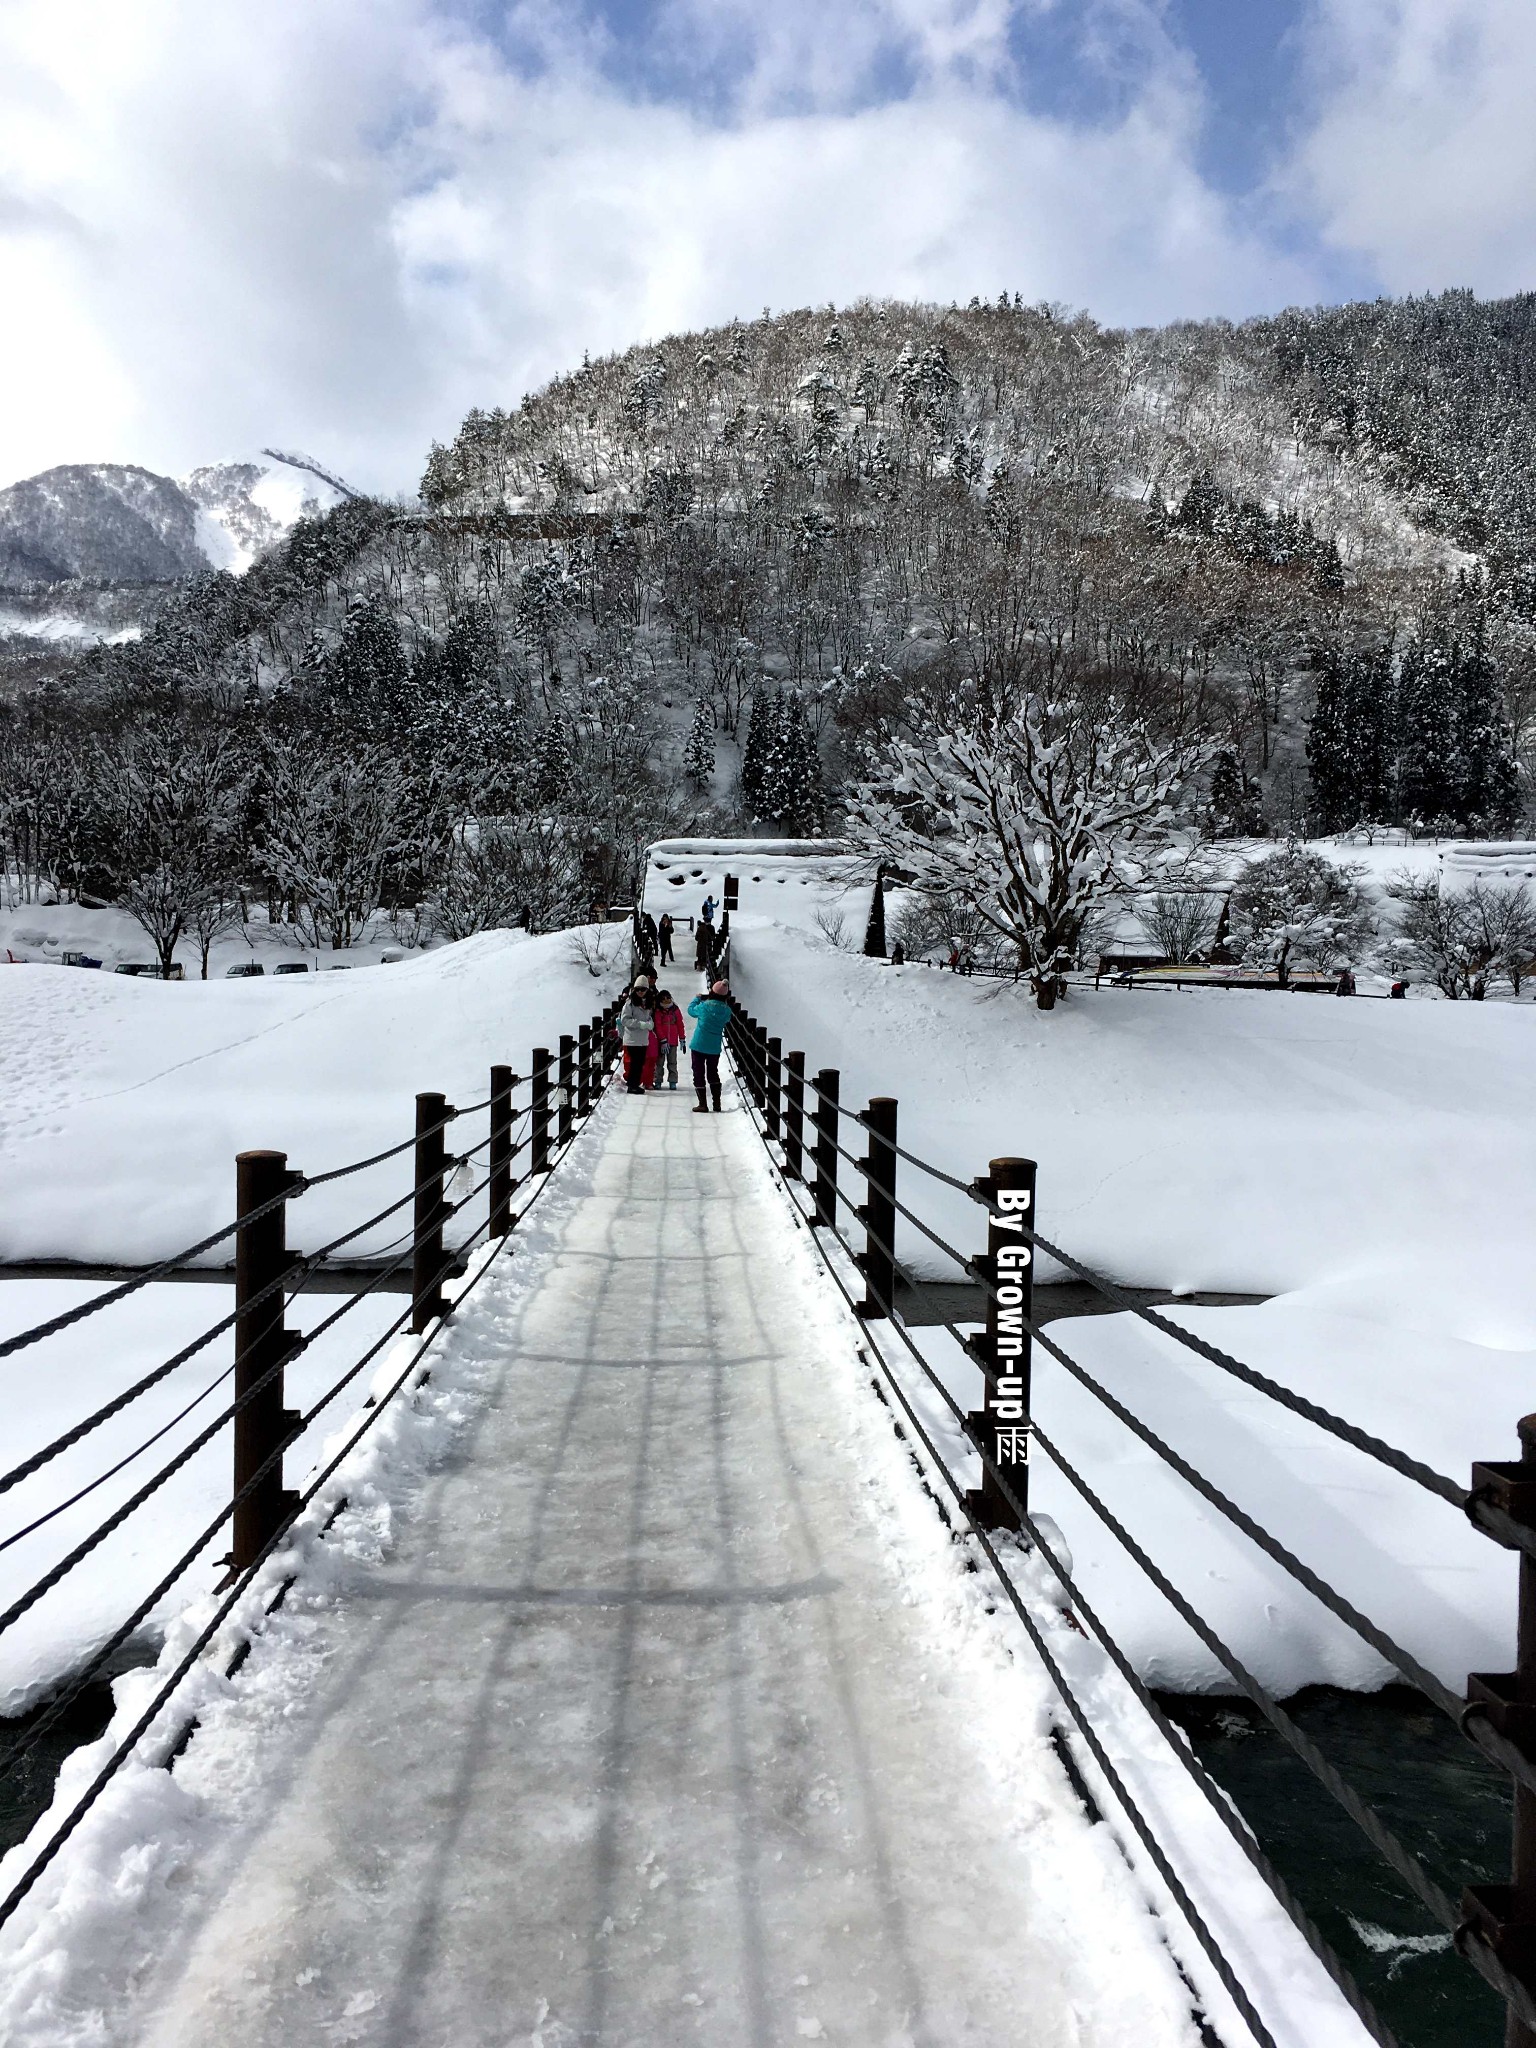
[[1160, 1686, 1511, 2048]]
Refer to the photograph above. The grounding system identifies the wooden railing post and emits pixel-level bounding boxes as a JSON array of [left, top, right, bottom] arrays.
[[765, 1035, 783, 1145], [812, 1067, 839, 1229], [558, 1034, 576, 1146], [411, 1092, 453, 1334], [783, 1050, 806, 1180], [857, 1096, 897, 1318], [1463, 1417, 1536, 2047], [489, 1066, 516, 1237], [964, 1155, 1036, 1532], [577, 1024, 592, 1117], [530, 1048, 551, 1174], [231, 1149, 302, 1575]]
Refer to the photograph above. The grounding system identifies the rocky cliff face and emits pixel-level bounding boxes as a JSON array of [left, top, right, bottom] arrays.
[[0, 458, 339, 591], [0, 465, 206, 586]]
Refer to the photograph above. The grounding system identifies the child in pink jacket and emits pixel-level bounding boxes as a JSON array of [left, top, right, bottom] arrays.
[[648, 989, 686, 1089]]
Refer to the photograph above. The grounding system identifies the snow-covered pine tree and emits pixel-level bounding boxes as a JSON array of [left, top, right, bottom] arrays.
[[1206, 749, 1262, 838], [1307, 643, 1393, 832], [774, 693, 824, 833], [330, 594, 408, 728], [740, 689, 774, 814], [531, 718, 575, 810], [749, 692, 791, 824], [1395, 637, 1458, 829], [683, 696, 715, 788], [1448, 619, 1521, 833]]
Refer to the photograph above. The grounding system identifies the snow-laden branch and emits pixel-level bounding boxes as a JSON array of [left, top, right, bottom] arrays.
[[847, 697, 1213, 1007]]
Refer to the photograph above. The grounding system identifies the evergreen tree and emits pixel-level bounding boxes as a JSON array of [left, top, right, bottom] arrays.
[[1206, 749, 1262, 838], [531, 718, 575, 809], [775, 693, 824, 833], [683, 696, 715, 788], [1395, 638, 1458, 829], [740, 689, 776, 814], [1307, 643, 1393, 831], [329, 594, 408, 728], [1448, 618, 1521, 833]]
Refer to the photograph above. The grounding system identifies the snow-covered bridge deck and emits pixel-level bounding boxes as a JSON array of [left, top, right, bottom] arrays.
[[108, 1087, 1200, 2048]]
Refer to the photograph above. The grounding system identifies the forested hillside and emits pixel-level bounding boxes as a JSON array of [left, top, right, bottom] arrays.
[[1, 290, 1531, 972]]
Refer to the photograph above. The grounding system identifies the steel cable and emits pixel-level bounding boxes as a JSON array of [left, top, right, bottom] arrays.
[[0, 1064, 608, 1854], [0, 1214, 508, 1938], [732, 1037, 1536, 2035], [725, 1050, 1284, 2048]]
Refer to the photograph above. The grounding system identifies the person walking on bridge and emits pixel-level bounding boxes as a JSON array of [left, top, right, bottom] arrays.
[[648, 988, 685, 1089], [619, 977, 655, 1095], [687, 979, 731, 1112], [658, 912, 675, 964]]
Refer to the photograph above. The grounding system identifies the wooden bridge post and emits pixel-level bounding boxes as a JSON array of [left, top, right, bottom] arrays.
[[765, 1036, 783, 1145], [530, 1049, 551, 1174], [411, 1092, 453, 1334], [577, 1025, 592, 1117], [231, 1150, 302, 1576], [783, 1050, 806, 1180], [488, 1066, 517, 1237], [964, 1156, 1036, 1532], [558, 1035, 576, 1146], [856, 1097, 897, 1318], [812, 1068, 839, 1229], [1462, 1415, 1536, 2047]]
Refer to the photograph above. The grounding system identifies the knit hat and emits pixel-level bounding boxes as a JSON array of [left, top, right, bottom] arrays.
[[711, 979, 730, 996]]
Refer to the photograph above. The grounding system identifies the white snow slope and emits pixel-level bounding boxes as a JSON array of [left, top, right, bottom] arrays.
[[644, 844, 1536, 1700]]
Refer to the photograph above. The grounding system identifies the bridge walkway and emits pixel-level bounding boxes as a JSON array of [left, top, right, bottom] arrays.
[[122, 1086, 1196, 2048]]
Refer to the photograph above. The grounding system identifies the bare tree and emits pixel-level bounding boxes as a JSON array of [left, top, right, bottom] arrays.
[[847, 697, 1212, 1008]]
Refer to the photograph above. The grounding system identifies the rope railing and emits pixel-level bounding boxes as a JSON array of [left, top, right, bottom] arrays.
[[0, 1001, 624, 1934], [722, 987, 1536, 2048]]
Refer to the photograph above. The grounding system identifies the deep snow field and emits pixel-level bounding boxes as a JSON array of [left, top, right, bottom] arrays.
[[645, 841, 1536, 1698]]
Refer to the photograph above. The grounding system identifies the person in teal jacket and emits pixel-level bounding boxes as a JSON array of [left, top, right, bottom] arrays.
[[687, 981, 731, 1112]]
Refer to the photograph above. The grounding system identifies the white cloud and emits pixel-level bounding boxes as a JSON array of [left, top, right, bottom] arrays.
[[1287, 0, 1536, 293], [0, 0, 1322, 497]]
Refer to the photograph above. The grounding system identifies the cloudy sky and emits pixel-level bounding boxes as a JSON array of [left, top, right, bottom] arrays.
[[1, 0, 1533, 497]]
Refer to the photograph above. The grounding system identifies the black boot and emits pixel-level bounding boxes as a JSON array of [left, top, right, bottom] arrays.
[[692, 1089, 710, 1113]]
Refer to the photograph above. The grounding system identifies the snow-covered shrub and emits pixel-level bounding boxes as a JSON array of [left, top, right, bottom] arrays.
[[1228, 847, 1374, 984]]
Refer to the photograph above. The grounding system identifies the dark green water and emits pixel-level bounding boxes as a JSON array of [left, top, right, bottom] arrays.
[[1159, 1687, 1511, 2048], [0, 1662, 141, 1855]]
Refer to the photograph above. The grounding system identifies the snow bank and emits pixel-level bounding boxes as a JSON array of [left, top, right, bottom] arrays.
[[0, 924, 623, 1268]]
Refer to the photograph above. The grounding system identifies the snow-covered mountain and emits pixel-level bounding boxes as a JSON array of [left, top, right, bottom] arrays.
[[0, 457, 344, 593]]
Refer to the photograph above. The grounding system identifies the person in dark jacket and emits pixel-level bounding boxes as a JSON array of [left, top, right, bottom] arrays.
[[658, 913, 675, 964], [687, 982, 731, 1112], [619, 978, 656, 1094], [694, 921, 714, 973]]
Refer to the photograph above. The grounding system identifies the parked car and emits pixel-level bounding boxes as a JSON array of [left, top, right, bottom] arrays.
[[61, 951, 102, 969], [225, 961, 266, 978], [114, 963, 154, 976], [162, 962, 185, 981], [379, 951, 406, 964], [272, 962, 309, 975]]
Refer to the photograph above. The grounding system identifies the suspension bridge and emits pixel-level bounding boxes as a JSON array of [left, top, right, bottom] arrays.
[[2, 939, 1535, 2048]]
